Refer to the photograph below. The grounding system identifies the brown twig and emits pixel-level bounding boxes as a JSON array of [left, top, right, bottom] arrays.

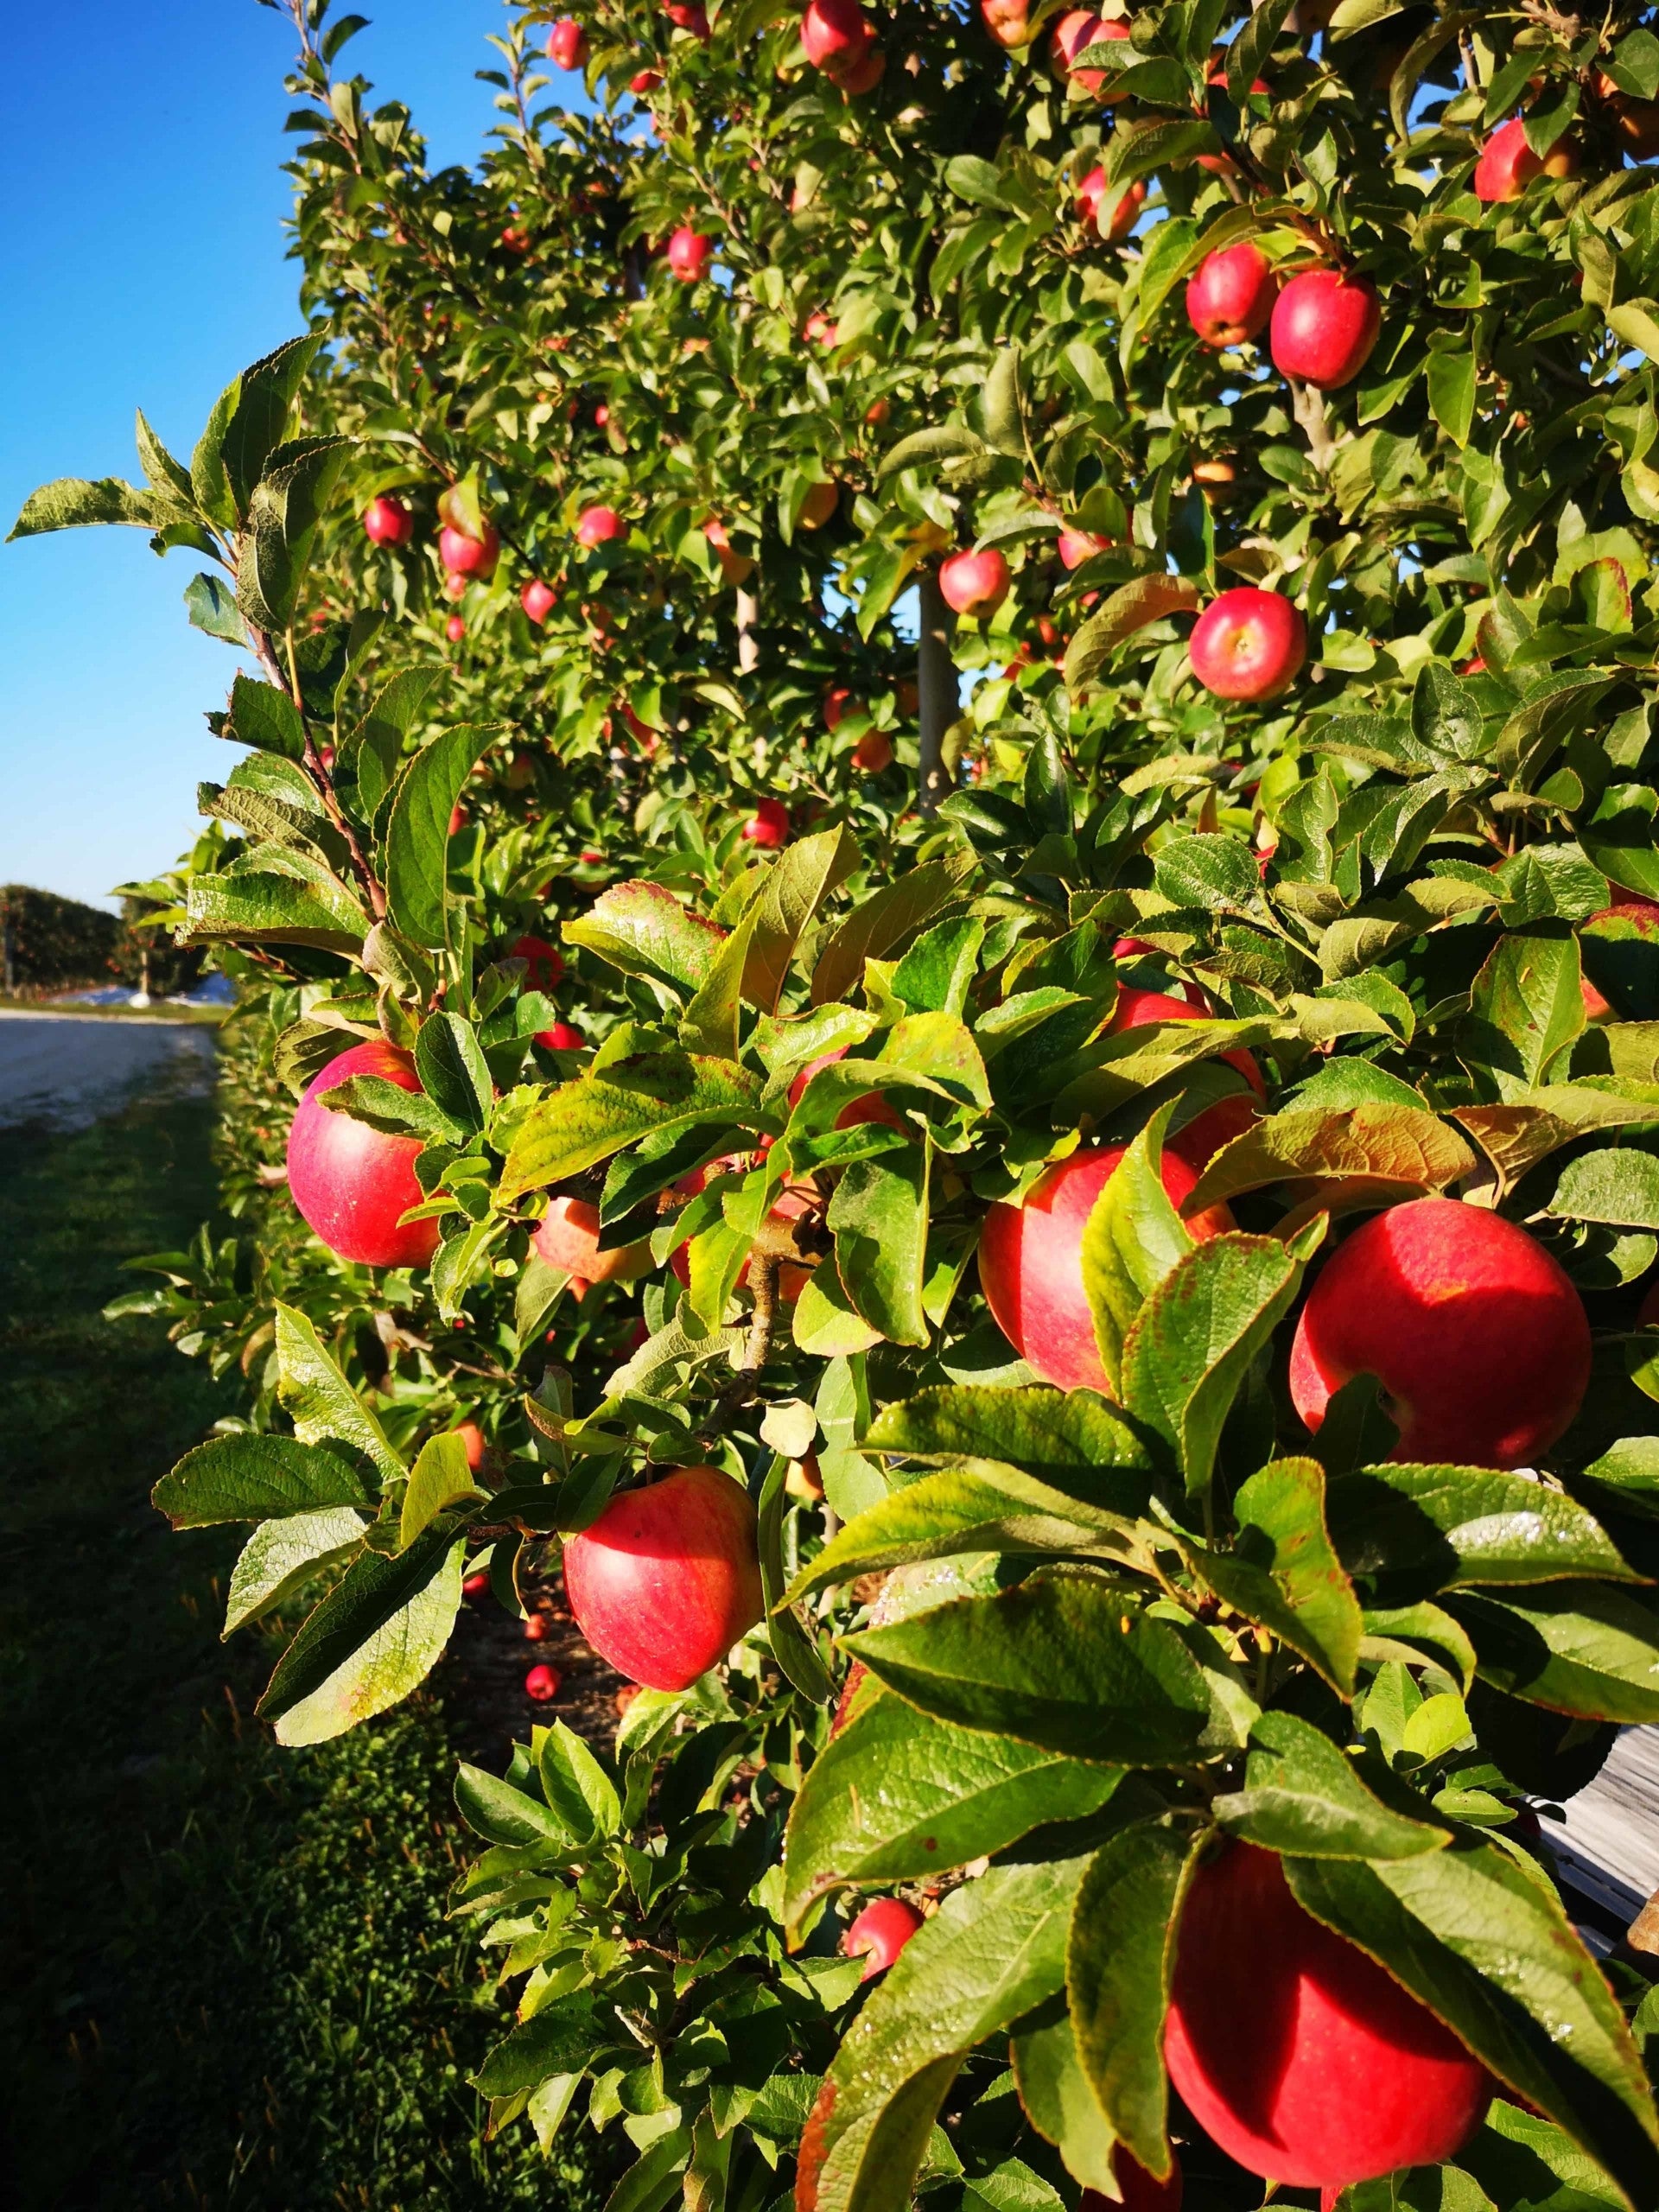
[[1287, 375, 1337, 471]]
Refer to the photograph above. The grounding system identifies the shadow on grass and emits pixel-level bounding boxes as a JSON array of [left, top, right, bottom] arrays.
[[0, 1095, 610, 2211]]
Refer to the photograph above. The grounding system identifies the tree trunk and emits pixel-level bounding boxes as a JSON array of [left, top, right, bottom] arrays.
[[917, 569, 957, 818]]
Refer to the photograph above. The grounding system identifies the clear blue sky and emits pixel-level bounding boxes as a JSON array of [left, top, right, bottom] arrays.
[[0, 1, 536, 908]]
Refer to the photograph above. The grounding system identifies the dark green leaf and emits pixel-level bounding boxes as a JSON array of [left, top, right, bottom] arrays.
[[1213, 1711, 1450, 1858], [384, 723, 501, 950], [154, 1432, 369, 1527]]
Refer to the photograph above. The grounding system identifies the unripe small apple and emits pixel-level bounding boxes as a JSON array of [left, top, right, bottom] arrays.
[[524, 1611, 554, 1642], [576, 504, 627, 547], [1166, 1842, 1491, 2187], [534, 1194, 652, 1282], [536, 1020, 585, 1051], [743, 796, 791, 848], [521, 578, 556, 624], [524, 1662, 562, 1701], [287, 1041, 442, 1269], [1269, 269, 1382, 391], [1058, 525, 1110, 569], [1186, 241, 1277, 347], [830, 42, 884, 91], [510, 934, 565, 991], [804, 308, 839, 346], [667, 226, 713, 281], [939, 546, 1011, 619], [845, 1897, 924, 1979], [802, 0, 874, 71], [548, 17, 588, 67], [852, 728, 893, 772], [798, 480, 840, 530], [363, 493, 413, 546], [1190, 588, 1306, 702], [563, 1465, 765, 1689], [446, 613, 466, 643], [438, 520, 500, 579]]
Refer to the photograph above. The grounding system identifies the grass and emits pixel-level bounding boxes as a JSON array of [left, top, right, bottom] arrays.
[[0, 1090, 608, 2210]]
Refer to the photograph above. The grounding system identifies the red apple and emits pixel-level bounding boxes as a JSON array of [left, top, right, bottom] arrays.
[[852, 728, 893, 772], [667, 226, 713, 281], [521, 578, 556, 624], [804, 309, 840, 346], [1190, 588, 1306, 702], [665, 0, 710, 35], [452, 1420, 488, 1472], [1080, 2150, 1183, 2212], [1166, 1842, 1491, 2188], [1075, 166, 1108, 227], [802, 0, 873, 71], [463, 1570, 491, 1600], [1269, 269, 1382, 391], [548, 17, 588, 67], [1186, 241, 1278, 347], [1289, 1197, 1592, 1468], [830, 42, 884, 91], [1109, 984, 1267, 1124], [630, 67, 663, 92], [438, 520, 499, 579], [1580, 893, 1659, 1019], [524, 1611, 554, 1641], [500, 224, 531, 253], [979, 1145, 1235, 1393], [787, 1046, 905, 1130], [1050, 10, 1129, 96], [939, 547, 1011, 619], [980, 0, 1029, 45], [1472, 116, 1573, 200], [533, 1194, 652, 1283], [703, 518, 754, 583], [510, 933, 565, 991], [1058, 524, 1111, 569], [524, 1662, 562, 1701], [363, 493, 413, 546], [798, 480, 840, 529], [823, 685, 858, 731], [845, 1898, 924, 1979], [562, 1465, 766, 1690], [286, 1040, 442, 1269], [576, 504, 627, 547], [536, 1020, 585, 1051], [743, 796, 791, 848], [442, 571, 469, 602]]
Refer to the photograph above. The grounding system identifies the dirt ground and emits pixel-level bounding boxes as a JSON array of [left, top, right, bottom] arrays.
[[443, 1577, 632, 1771]]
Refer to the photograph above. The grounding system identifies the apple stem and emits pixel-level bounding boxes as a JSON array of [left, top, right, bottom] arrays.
[[1287, 376, 1336, 472], [916, 570, 958, 817]]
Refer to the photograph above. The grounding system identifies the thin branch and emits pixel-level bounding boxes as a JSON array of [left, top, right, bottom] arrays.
[[1287, 375, 1337, 471]]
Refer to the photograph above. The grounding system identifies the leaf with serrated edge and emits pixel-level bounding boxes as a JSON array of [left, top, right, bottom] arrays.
[[258, 1529, 462, 1745], [1448, 1582, 1659, 1722], [1082, 1099, 1192, 1394], [224, 1507, 365, 1637], [1214, 1710, 1449, 1858], [1192, 1458, 1363, 1696], [565, 879, 730, 996], [862, 1384, 1158, 1516], [742, 824, 860, 1014], [274, 1301, 404, 1484], [154, 1431, 368, 1527], [1328, 1464, 1643, 1589], [500, 1052, 763, 1202], [1188, 1105, 1476, 1212], [1010, 2007, 1118, 2193], [398, 1430, 483, 1550], [385, 723, 501, 950]]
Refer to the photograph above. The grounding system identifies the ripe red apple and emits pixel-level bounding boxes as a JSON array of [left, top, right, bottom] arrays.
[[576, 505, 627, 547], [1269, 269, 1382, 391], [852, 728, 893, 772], [562, 1465, 766, 1690], [804, 308, 840, 346], [363, 493, 413, 546], [823, 685, 858, 731], [1289, 1197, 1592, 1468], [453, 1420, 488, 1472], [536, 1020, 585, 1051], [981, 0, 1029, 45], [1080, 2150, 1183, 2212], [665, 0, 710, 36], [939, 547, 1011, 619], [533, 1194, 652, 1283], [1058, 524, 1111, 569], [703, 518, 754, 584], [1166, 1842, 1491, 2188], [462, 1570, 491, 1600], [667, 226, 713, 281], [1472, 116, 1574, 200], [442, 571, 469, 602], [524, 1662, 562, 1701], [500, 224, 531, 254], [980, 1145, 1235, 1393], [1075, 166, 1108, 227], [438, 520, 500, 579], [524, 1611, 554, 1641], [547, 17, 588, 67], [521, 578, 556, 625], [1109, 985, 1267, 1132], [742, 796, 791, 848], [845, 1898, 924, 1979], [830, 42, 884, 91], [1190, 588, 1306, 702], [1186, 242, 1278, 347], [630, 66, 663, 92], [510, 933, 564, 991], [798, 480, 840, 529], [286, 1040, 442, 1269], [802, 0, 873, 71], [787, 1046, 905, 1130], [1580, 892, 1659, 1019], [1050, 10, 1129, 97]]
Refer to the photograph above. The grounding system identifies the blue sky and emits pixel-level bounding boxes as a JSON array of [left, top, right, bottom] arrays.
[[0, 1, 538, 907]]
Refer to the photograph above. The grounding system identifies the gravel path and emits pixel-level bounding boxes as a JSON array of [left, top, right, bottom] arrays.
[[0, 1013, 216, 1133]]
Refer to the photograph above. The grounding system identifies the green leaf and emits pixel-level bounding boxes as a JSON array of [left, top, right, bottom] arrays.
[[861, 1385, 1158, 1515], [1461, 934, 1585, 1101], [877, 426, 991, 479], [256, 1527, 462, 1745], [398, 1431, 483, 1549], [183, 855, 367, 955], [1064, 577, 1202, 690], [224, 1508, 365, 1637], [842, 1580, 1209, 1764], [1187, 1105, 1475, 1211], [564, 879, 731, 997], [781, 1688, 1119, 1937], [1066, 1822, 1197, 2181], [414, 1011, 493, 1133], [1427, 349, 1477, 448], [1213, 1711, 1450, 1858], [1548, 1147, 1659, 1231], [226, 674, 305, 759], [322, 1073, 466, 1147], [154, 1432, 369, 1527], [474, 1993, 609, 2099], [385, 723, 502, 950], [742, 825, 860, 1014], [783, 1467, 1127, 1600], [454, 1761, 579, 1848], [273, 1300, 404, 1485], [758, 1453, 836, 1706], [810, 859, 975, 1007], [1450, 1582, 1659, 1723], [499, 1047, 763, 1202], [184, 571, 246, 645], [1121, 1233, 1308, 1496], [1189, 1458, 1364, 1696], [219, 333, 325, 515], [236, 437, 353, 632], [828, 1142, 931, 1346], [1081, 1101, 1192, 1394], [798, 1858, 1089, 2212], [1329, 1464, 1643, 1590], [8, 475, 154, 539], [681, 903, 760, 1059], [1286, 1845, 1659, 2211], [944, 155, 1008, 209], [537, 1720, 623, 1840], [1010, 2008, 1117, 2193], [1453, 1086, 1659, 1192]]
